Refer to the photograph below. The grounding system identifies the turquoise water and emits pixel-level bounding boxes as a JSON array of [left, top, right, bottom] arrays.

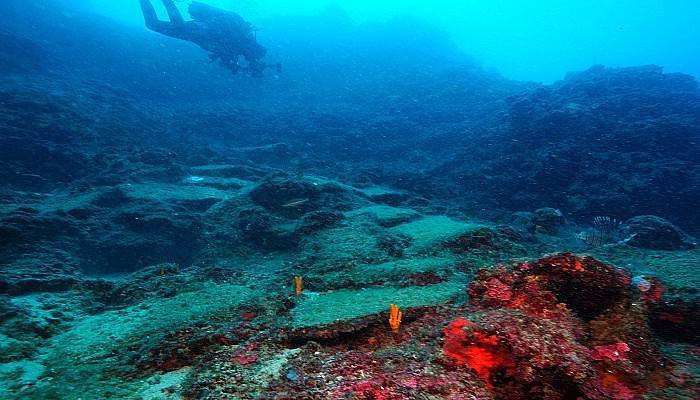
[[84, 0, 700, 82], [0, 1, 698, 399]]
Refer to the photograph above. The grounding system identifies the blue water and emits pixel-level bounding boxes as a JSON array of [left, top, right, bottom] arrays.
[[0, 1, 699, 399], [81, 0, 700, 83]]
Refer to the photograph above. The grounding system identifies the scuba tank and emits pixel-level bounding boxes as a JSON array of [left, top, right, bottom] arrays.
[[188, 2, 250, 36]]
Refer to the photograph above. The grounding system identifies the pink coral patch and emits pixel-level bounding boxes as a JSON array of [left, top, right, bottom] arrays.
[[232, 354, 258, 366], [591, 342, 630, 361]]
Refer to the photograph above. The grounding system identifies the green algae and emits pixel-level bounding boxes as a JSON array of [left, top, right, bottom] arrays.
[[389, 215, 485, 253], [303, 219, 381, 262], [356, 186, 407, 198], [184, 175, 253, 189], [345, 205, 420, 227], [0, 359, 44, 394], [120, 182, 231, 202], [290, 280, 466, 328], [138, 367, 191, 400], [0, 190, 100, 215], [189, 164, 244, 175]]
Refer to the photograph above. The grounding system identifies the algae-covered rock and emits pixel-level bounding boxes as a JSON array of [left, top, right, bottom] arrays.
[[346, 205, 420, 228], [290, 280, 464, 328], [0, 249, 82, 295], [624, 215, 697, 250], [443, 227, 513, 254], [305, 256, 454, 290], [236, 208, 300, 250], [0, 334, 35, 363], [27, 283, 263, 399], [297, 210, 345, 234]]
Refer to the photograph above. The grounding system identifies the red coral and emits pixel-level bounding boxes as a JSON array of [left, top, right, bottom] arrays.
[[331, 377, 404, 400], [591, 342, 630, 361], [232, 354, 258, 366], [231, 341, 260, 366], [443, 318, 515, 388]]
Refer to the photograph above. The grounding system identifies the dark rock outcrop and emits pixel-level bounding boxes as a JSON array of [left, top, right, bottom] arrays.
[[298, 211, 345, 234], [396, 66, 700, 231]]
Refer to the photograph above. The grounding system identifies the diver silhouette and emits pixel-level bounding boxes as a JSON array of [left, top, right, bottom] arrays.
[[139, 0, 279, 77]]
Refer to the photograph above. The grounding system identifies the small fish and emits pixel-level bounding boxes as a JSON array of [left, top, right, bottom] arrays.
[[282, 198, 309, 208]]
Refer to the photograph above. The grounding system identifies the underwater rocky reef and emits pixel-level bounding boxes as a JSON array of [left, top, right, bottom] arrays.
[[1, 2, 699, 399], [1, 71, 698, 397]]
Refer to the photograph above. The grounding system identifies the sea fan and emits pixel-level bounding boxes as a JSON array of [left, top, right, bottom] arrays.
[[576, 216, 626, 248]]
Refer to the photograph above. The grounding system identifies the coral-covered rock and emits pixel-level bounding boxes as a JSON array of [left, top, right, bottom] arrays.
[[450, 253, 671, 399], [469, 253, 630, 320], [443, 311, 592, 398], [519, 253, 630, 320]]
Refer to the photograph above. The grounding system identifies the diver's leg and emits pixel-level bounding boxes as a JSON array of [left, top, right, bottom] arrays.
[[162, 0, 185, 26], [140, 0, 159, 27], [140, 0, 171, 33]]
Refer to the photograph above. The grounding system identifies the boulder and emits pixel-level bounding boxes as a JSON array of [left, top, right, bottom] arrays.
[[236, 208, 299, 250], [510, 207, 565, 234], [532, 207, 566, 232], [624, 215, 697, 250], [249, 178, 323, 217]]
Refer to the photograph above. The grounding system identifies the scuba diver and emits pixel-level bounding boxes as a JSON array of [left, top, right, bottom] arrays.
[[139, 0, 279, 77]]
